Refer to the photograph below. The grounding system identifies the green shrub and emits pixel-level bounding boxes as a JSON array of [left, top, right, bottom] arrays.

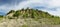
[[23, 13, 28, 18], [7, 10, 15, 15], [13, 11, 21, 17]]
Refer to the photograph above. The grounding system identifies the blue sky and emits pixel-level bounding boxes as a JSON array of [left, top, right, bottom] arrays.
[[0, 0, 60, 16]]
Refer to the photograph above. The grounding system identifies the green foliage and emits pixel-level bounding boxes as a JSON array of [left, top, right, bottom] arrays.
[[0, 15, 3, 21], [7, 10, 15, 15], [12, 8, 60, 19], [23, 13, 28, 18], [21, 8, 24, 11], [6, 8, 60, 18], [13, 10, 21, 17], [0, 15, 3, 18], [22, 24, 28, 27], [31, 10, 35, 18]]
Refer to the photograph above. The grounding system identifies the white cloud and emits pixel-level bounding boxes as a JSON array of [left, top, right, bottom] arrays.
[[0, 0, 60, 16], [13, 0, 47, 10], [48, 0, 60, 7]]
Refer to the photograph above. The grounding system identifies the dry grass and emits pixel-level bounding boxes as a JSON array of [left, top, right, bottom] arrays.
[[0, 18, 60, 27]]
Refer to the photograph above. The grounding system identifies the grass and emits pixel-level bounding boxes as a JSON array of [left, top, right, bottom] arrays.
[[22, 24, 28, 27], [0, 15, 3, 21]]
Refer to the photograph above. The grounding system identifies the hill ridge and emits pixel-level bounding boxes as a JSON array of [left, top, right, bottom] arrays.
[[6, 8, 59, 19]]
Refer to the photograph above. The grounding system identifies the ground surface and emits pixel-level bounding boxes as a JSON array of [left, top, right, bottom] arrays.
[[0, 18, 60, 27]]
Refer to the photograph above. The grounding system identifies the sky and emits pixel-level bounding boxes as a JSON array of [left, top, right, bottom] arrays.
[[0, 0, 60, 16]]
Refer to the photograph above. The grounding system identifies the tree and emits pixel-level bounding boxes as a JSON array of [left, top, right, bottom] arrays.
[[13, 11, 20, 18], [21, 8, 24, 11], [31, 10, 34, 18], [26, 7, 29, 9], [7, 10, 15, 15], [36, 9, 38, 11]]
